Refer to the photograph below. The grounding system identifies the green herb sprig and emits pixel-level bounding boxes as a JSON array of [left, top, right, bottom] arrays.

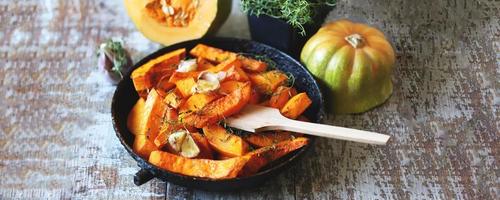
[[97, 38, 130, 78], [241, 0, 336, 35]]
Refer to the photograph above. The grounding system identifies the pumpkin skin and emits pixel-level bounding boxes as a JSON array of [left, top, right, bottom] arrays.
[[301, 19, 395, 114], [124, 0, 231, 46]]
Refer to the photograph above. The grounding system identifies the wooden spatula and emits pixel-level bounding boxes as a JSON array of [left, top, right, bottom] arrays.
[[226, 105, 390, 145]]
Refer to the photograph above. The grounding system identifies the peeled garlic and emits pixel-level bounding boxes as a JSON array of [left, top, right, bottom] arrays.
[[179, 134, 200, 158], [167, 130, 200, 158], [176, 59, 197, 72], [191, 71, 227, 93], [191, 79, 220, 94], [198, 71, 226, 82], [168, 130, 187, 152]]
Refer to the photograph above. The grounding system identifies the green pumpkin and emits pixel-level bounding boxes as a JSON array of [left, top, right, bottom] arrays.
[[301, 19, 395, 114]]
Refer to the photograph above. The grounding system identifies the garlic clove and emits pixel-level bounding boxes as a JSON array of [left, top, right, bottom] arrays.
[[179, 134, 200, 158], [191, 71, 227, 93], [167, 130, 201, 158], [191, 79, 220, 94], [168, 130, 187, 152], [176, 59, 197, 72], [198, 71, 227, 82]]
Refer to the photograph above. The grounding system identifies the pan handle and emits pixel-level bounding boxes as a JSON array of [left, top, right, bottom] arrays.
[[134, 168, 155, 186]]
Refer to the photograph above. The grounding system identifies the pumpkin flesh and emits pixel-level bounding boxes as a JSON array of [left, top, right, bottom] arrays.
[[124, 0, 230, 46]]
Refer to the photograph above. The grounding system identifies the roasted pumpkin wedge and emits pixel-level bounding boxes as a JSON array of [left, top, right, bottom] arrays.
[[131, 48, 185, 97], [168, 71, 201, 83], [196, 57, 216, 71], [174, 77, 197, 98], [239, 137, 309, 177], [190, 44, 267, 72], [180, 92, 221, 113], [249, 70, 288, 94], [202, 124, 250, 157], [140, 89, 166, 140], [206, 56, 241, 72], [268, 86, 297, 109], [155, 75, 176, 97], [238, 56, 267, 73], [244, 131, 302, 148], [124, 0, 231, 46], [163, 89, 185, 109], [190, 44, 236, 63], [149, 150, 248, 179], [134, 135, 159, 159], [127, 98, 146, 135], [204, 58, 248, 82], [281, 92, 312, 119], [218, 81, 246, 95], [180, 82, 251, 128], [190, 132, 214, 159], [154, 108, 180, 149]]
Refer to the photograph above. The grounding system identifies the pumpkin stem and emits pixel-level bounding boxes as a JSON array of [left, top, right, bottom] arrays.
[[345, 34, 364, 48]]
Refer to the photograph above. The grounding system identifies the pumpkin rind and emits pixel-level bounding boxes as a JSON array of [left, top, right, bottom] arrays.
[[301, 19, 395, 114]]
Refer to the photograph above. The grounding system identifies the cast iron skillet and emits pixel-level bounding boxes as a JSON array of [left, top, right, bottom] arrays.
[[111, 37, 325, 191]]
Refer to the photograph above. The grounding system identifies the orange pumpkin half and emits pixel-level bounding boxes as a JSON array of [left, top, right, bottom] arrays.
[[301, 19, 395, 114], [124, 0, 231, 46]]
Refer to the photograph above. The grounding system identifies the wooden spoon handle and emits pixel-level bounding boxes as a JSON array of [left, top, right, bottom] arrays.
[[259, 119, 391, 145]]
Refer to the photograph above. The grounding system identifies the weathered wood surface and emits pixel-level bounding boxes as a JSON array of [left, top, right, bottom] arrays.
[[0, 0, 498, 199]]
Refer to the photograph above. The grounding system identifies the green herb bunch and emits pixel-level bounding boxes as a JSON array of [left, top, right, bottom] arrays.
[[241, 0, 336, 35]]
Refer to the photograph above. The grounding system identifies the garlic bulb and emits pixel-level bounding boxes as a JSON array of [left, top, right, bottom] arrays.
[[96, 38, 132, 84]]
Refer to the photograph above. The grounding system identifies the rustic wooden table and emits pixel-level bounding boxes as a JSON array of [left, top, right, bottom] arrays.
[[1, 0, 498, 199]]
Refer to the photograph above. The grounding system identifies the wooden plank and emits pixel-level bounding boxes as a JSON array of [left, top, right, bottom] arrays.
[[0, 0, 166, 199]]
